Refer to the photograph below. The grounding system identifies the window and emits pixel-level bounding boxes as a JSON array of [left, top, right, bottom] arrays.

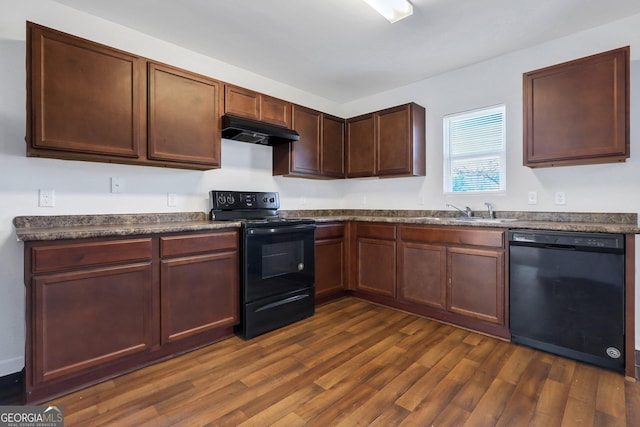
[[443, 105, 506, 194]]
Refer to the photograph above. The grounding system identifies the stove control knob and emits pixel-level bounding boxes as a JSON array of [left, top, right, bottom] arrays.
[[217, 194, 226, 206], [263, 197, 268, 203], [269, 197, 275, 203], [226, 195, 234, 205]]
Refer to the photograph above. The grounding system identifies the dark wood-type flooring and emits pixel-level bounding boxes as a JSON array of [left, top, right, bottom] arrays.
[[48, 297, 640, 426]]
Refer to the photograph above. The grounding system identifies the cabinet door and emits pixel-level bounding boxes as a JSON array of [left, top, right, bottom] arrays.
[[161, 251, 239, 344], [346, 114, 376, 177], [148, 62, 221, 167], [322, 115, 345, 178], [377, 104, 412, 176], [397, 241, 446, 309], [355, 224, 396, 298], [33, 263, 153, 383], [523, 46, 629, 167], [27, 23, 143, 158], [447, 247, 505, 325], [224, 85, 260, 120], [315, 224, 346, 298], [261, 95, 292, 128], [289, 105, 322, 175]]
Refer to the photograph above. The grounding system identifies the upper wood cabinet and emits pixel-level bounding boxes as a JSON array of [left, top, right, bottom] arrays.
[[27, 22, 144, 160], [272, 105, 345, 178], [523, 46, 630, 167], [148, 62, 222, 167], [347, 103, 425, 178], [26, 22, 222, 170], [346, 113, 375, 177], [224, 84, 292, 128]]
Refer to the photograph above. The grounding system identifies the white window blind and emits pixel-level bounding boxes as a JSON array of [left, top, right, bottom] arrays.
[[443, 105, 506, 193]]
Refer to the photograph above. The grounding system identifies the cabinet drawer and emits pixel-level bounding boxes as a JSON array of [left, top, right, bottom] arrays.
[[316, 223, 345, 240], [400, 226, 504, 248], [31, 238, 152, 274], [356, 223, 396, 240], [160, 231, 238, 258]]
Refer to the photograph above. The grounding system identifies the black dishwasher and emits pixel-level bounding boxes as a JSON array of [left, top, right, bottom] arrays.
[[509, 230, 625, 372]]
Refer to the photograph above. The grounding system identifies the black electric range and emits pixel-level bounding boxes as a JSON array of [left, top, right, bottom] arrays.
[[209, 190, 316, 339]]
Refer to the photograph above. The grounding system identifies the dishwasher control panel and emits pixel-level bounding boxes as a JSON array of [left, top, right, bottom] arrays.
[[509, 230, 623, 250]]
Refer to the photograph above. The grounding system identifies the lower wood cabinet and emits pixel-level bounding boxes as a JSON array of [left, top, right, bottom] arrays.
[[23, 229, 239, 403], [397, 241, 447, 310], [314, 223, 347, 301], [447, 246, 505, 325], [397, 225, 507, 338], [346, 222, 507, 338], [159, 232, 239, 344], [353, 223, 397, 298]]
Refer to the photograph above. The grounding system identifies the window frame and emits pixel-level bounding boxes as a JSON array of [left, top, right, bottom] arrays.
[[443, 104, 507, 195]]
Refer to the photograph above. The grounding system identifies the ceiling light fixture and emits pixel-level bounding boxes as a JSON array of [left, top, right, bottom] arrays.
[[362, 0, 413, 23]]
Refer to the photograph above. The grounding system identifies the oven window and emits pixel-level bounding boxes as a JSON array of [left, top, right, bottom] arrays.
[[262, 240, 304, 279]]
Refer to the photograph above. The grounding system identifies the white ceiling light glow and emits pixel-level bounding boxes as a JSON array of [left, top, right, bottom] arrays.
[[362, 0, 413, 23]]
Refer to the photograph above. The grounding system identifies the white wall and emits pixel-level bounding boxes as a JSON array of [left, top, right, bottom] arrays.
[[0, 0, 639, 376]]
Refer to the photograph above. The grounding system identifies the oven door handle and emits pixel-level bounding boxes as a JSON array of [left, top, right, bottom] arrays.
[[255, 294, 311, 312], [246, 224, 316, 236]]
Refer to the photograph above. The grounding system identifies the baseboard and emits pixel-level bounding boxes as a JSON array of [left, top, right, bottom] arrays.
[[0, 369, 24, 405]]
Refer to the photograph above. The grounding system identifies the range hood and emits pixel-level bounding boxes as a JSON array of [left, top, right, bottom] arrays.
[[221, 114, 299, 145]]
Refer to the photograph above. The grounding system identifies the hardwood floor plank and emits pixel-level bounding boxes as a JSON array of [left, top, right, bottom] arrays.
[[494, 358, 551, 427], [596, 369, 627, 420], [44, 297, 640, 427], [529, 379, 570, 427], [561, 396, 597, 426], [461, 378, 516, 427], [625, 380, 640, 426]]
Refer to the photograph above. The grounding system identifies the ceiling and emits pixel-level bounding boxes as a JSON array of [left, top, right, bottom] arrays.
[[53, 0, 640, 103]]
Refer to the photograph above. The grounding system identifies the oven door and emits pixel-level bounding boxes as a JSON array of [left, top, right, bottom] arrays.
[[243, 223, 315, 302]]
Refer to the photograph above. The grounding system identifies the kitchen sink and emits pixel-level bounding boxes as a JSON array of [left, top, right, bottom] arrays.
[[452, 217, 518, 223]]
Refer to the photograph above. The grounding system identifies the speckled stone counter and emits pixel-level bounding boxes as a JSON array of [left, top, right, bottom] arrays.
[[280, 210, 640, 234], [13, 212, 240, 241], [13, 210, 640, 242]]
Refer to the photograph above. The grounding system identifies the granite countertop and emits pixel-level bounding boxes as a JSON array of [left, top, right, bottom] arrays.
[[13, 212, 240, 242], [282, 210, 640, 234], [13, 210, 640, 242]]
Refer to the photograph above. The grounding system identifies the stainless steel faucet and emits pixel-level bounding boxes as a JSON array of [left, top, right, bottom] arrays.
[[446, 203, 473, 217], [485, 202, 495, 219]]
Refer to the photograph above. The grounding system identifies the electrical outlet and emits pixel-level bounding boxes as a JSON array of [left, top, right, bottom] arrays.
[[167, 193, 177, 207], [527, 191, 538, 205], [111, 177, 124, 193], [38, 189, 55, 207], [554, 191, 566, 205]]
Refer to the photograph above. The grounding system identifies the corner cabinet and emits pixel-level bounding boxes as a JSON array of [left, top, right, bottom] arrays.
[[26, 22, 222, 170], [273, 105, 345, 178], [23, 229, 239, 403], [347, 103, 425, 178], [523, 46, 630, 167]]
